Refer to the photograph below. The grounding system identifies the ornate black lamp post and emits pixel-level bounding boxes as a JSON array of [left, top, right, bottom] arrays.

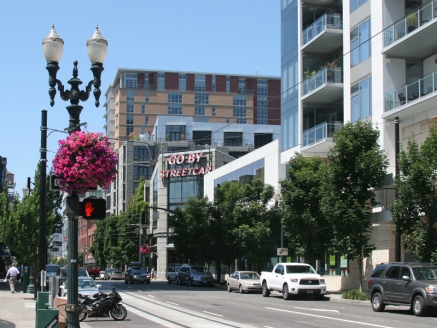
[[42, 25, 108, 328]]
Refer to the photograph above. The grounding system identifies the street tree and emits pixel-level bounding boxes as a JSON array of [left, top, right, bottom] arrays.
[[321, 121, 388, 292], [0, 163, 62, 275], [390, 128, 437, 263], [280, 153, 331, 264]]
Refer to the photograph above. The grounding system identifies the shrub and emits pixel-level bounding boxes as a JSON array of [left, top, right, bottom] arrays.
[[342, 289, 368, 300]]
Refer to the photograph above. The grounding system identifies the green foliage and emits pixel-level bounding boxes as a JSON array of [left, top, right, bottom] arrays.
[[0, 163, 63, 273], [90, 177, 148, 268], [342, 289, 368, 300], [173, 180, 278, 273], [390, 128, 437, 263], [280, 154, 330, 262]]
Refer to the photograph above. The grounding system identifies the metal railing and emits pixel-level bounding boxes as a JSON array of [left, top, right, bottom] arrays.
[[237, 89, 255, 95], [302, 68, 343, 96], [121, 84, 155, 90], [303, 121, 342, 147], [302, 13, 343, 45], [384, 0, 437, 47], [385, 71, 437, 112]]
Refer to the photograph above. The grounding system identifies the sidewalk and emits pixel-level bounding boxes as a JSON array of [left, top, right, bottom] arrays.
[[0, 279, 36, 328]]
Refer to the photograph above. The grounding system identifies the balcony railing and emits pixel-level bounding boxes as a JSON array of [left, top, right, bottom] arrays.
[[303, 68, 343, 96], [237, 89, 254, 95], [302, 13, 343, 45], [303, 121, 342, 147], [122, 84, 155, 90], [384, 0, 437, 47], [385, 71, 437, 112]]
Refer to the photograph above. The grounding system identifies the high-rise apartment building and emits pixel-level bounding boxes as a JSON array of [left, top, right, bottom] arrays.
[[103, 69, 281, 150], [279, 0, 437, 289]]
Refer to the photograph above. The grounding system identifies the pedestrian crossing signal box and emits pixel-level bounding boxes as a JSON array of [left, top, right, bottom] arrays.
[[79, 198, 106, 220]]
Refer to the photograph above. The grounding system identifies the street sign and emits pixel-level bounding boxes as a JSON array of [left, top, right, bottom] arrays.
[[277, 248, 288, 256], [50, 175, 97, 191]]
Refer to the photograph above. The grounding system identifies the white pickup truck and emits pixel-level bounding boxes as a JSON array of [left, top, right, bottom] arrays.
[[260, 263, 327, 300]]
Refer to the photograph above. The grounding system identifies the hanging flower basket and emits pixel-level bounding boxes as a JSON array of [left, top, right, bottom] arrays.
[[52, 131, 118, 194], [140, 244, 150, 254]]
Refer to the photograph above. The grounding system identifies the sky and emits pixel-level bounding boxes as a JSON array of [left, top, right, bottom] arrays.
[[0, 0, 280, 195]]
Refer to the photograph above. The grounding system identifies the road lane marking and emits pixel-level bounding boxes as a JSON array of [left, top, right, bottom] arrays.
[[137, 290, 143, 292], [263, 326, 275, 328], [293, 306, 339, 313], [265, 307, 393, 328], [148, 294, 155, 298], [203, 311, 223, 317], [167, 301, 179, 306]]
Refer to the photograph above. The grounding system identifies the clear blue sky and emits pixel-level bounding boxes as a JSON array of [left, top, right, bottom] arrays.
[[0, 0, 280, 194]]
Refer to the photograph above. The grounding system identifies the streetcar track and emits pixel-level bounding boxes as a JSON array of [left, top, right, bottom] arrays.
[[121, 290, 246, 328]]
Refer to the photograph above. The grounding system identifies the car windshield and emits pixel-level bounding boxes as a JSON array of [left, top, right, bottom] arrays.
[[60, 269, 88, 277], [413, 267, 437, 280], [107, 269, 115, 273], [46, 267, 59, 273], [78, 279, 97, 289], [286, 265, 316, 274], [240, 272, 260, 280], [114, 271, 122, 274], [191, 267, 207, 273], [132, 269, 146, 274]]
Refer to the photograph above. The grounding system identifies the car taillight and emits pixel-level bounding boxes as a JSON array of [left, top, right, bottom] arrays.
[[367, 279, 370, 287]]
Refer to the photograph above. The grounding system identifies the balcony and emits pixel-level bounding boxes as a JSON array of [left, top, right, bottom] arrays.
[[302, 121, 342, 150], [384, 71, 437, 117], [383, 1, 437, 59], [122, 84, 155, 90], [302, 68, 343, 103], [302, 13, 343, 54]]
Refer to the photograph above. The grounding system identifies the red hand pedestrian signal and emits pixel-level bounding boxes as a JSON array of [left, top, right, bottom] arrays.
[[80, 198, 106, 220], [84, 201, 94, 217]]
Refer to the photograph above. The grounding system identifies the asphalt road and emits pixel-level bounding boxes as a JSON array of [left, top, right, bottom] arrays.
[[79, 279, 437, 328]]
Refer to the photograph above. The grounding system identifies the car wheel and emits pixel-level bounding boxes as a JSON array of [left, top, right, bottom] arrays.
[[227, 283, 232, 292], [283, 284, 290, 300], [167, 277, 171, 284], [262, 281, 270, 297], [177, 278, 181, 285], [124, 279, 128, 284], [371, 292, 385, 312], [412, 295, 428, 316], [239, 285, 244, 294]]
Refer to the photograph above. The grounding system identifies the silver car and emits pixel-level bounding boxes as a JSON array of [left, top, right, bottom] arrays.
[[227, 271, 261, 293], [60, 277, 101, 297]]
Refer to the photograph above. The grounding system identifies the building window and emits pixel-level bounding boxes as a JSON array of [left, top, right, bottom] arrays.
[[351, 18, 371, 67], [226, 118, 230, 123], [238, 78, 246, 93], [195, 74, 206, 92], [226, 76, 230, 93], [168, 104, 182, 115], [350, 0, 368, 13], [133, 164, 155, 180], [145, 91, 150, 102], [254, 133, 272, 148], [145, 115, 149, 125], [127, 89, 134, 101], [127, 103, 134, 113], [212, 75, 216, 92], [134, 145, 154, 161], [233, 95, 246, 119], [141, 103, 146, 114], [257, 96, 268, 124], [257, 110, 268, 125], [179, 74, 186, 91], [224, 132, 243, 146], [126, 114, 134, 125], [165, 125, 186, 141], [168, 92, 182, 103], [194, 116, 209, 122], [351, 75, 372, 122], [212, 106, 216, 117], [195, 93, 209, 104], [193, 130, 211, 145], [258, 80, 268, 96], [195, 106, 205, 116], [126, 126, 134, 134], [124, 73, 137, 88], [144, 74, 149, 89], [158, 72, 165, 90]]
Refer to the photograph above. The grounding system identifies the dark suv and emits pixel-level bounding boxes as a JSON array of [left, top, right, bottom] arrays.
[[177, 264, 214, 287], [366, 262, 437, 316]]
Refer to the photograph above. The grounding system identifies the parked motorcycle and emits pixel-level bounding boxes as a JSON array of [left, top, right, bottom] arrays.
[[78, 287, 127, 321]]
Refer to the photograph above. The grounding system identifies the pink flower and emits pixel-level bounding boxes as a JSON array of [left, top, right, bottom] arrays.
[[52, 131, 118, 194]]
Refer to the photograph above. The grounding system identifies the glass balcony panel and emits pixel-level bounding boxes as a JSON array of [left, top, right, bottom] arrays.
[[384, 1, 436, 47], [303, 122, 342, 147], [302, 13, 342, 45], [302, 68, 343, 96], [385, 71, 437, 112]]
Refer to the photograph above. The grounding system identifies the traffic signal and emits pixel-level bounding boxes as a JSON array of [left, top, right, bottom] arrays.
[[80, 198, 106, 220]]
